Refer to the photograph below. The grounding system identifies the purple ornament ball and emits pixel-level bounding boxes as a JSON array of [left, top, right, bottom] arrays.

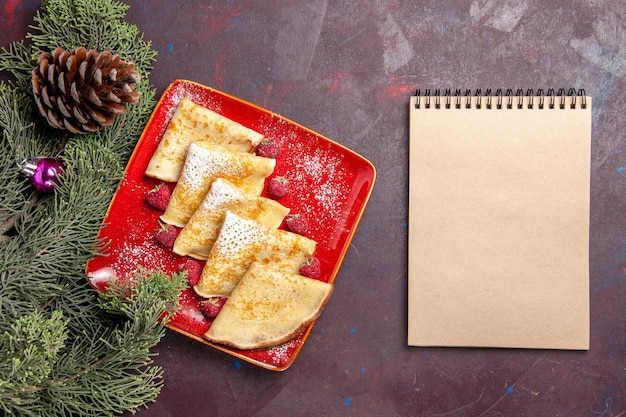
[[20, 157, 64, 192]]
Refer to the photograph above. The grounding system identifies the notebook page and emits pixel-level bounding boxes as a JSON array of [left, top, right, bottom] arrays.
[[407, 93, 591, 349]]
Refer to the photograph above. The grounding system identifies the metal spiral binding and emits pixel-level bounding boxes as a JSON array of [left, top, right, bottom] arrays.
[[414, 88, 587, 110]]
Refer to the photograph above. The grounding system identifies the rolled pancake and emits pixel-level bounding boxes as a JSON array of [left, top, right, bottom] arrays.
[[161, 142, 275, 227], [173, 178, 289, 260], [145, 98, 264, 182], [193, 211, 316, 298], [205, 262, 333, 350]]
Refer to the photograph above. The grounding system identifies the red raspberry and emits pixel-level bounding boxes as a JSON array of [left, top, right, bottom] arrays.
[[180, 259, 204, 286], [145, 183, 171, 211], [200, 297, 227, 318], [267, 176, 290, 199], [285, 213, 308, 235], [155, 223, 179, 249], [255, 138, 281, 158], [300, 257, 321, 279]]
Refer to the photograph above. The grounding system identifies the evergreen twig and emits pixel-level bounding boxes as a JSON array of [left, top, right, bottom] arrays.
[[0, 1, 186, 416]]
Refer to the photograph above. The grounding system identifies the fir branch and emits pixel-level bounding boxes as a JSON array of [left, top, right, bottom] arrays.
[[0, 42, 36, 86], [45, 269, 186, 417], [0, 270, 186, 417], [99, 267, 187, 325], [0, 0, 185, 416], [0, 310, 69, 416], [28, 0, 157, 78], [0, 85, 62, 176]]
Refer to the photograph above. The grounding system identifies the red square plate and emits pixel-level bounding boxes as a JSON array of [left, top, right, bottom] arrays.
[[86, 79, 376, 370]]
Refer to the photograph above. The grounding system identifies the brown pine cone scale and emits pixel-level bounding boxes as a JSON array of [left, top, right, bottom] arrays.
[[32, 47, 141, 134]]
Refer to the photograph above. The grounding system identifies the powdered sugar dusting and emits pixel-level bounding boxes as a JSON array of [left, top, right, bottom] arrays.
[[201, 178, 246, 209], [261, 116, 299, 147], [165, 84, 224, 120], [287, 144, 354, 247], [182, 143, 234, 191], [110, 239, 172, 279], [316, 181, 345, 212], [265, 334, 301, 365], [301, 149, 348, 214], [216, 211, 266, 256]]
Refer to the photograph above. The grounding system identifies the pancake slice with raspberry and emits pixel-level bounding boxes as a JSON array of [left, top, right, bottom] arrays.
[[205, 262, 333, 349], [145, 98, 264, 182], [160, 142, 275, 227], [193, 211, 316, 298], [173, 178, 289, 260]]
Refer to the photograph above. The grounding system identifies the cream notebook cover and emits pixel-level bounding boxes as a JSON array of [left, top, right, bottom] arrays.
[[407, 89, 591, 350]]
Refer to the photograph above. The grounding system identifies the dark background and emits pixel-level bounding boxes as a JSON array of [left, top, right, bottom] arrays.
[[2, 1, 625, 416]]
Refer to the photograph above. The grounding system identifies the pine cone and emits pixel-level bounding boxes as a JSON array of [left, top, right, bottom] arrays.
[[31, 47, 141, 134]]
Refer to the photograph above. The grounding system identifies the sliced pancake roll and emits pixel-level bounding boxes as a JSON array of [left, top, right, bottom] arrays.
[[145, 98, 264, 182], [205, 262, 333, 349], [193, 211, 316, 298], [173, 178, 289, 260], [161, 142, 275, 227]]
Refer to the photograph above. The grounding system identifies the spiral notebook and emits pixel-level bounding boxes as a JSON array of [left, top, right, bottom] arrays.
[[408, 89, 591, 350]]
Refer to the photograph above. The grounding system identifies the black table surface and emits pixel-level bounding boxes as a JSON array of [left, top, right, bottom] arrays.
[[2, 1, 625, 416]]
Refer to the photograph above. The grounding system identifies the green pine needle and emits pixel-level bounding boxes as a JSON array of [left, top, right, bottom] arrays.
[[0, 1, 188, 416]]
